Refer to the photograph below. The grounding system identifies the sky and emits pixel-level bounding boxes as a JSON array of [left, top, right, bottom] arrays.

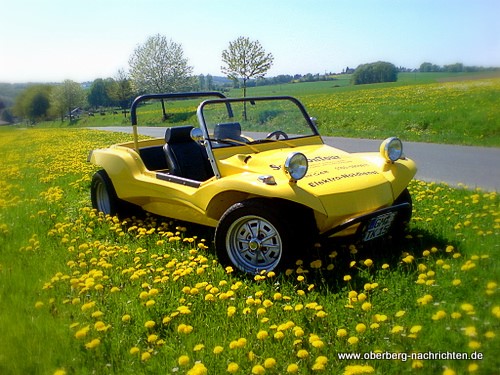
[[1, 0, 499, 83]]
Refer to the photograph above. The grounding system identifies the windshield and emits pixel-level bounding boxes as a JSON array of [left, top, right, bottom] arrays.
[[198, 96, 318, 147]]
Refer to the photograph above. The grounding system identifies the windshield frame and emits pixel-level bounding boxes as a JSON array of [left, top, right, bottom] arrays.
[[197, 95, 319, 140], [196, 96, 320, 179]]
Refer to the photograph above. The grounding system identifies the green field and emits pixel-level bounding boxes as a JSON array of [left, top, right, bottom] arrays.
[[0, 123, 498, 374], [55, 72, 500, 147], [1, 72, 499, 374]]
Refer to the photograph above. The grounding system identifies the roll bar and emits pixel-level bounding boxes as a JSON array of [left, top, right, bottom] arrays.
[[129, 92, 228, 152]]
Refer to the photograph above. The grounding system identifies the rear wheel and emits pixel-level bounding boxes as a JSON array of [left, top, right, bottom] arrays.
[[91, 170, 128, 216], [215, 200, 303, 275]]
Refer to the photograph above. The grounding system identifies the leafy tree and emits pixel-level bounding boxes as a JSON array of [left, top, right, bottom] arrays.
[[128, 34, 193, 119], [352, 61, 398, 85], [108, 69, 134, 117], [88, 78, 114, 109], [50, 80, 86, 122], [12, 85, 52, 123], [221, 36, 274, 99], [206, 74, 214, 90], [420, 62, 441, 72]]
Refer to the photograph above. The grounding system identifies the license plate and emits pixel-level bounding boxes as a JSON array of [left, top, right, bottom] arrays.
[[363, 211, 397, 241]]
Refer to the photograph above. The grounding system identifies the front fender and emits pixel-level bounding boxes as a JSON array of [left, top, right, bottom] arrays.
[[202, 173, 327, 221]]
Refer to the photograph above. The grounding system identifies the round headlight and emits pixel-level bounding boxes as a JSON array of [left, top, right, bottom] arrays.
[[380, 137, 403, 162], [284, 152, 308, 181]]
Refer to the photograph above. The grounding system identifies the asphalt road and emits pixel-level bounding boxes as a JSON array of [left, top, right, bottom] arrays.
[[92, 126, 500, 191]]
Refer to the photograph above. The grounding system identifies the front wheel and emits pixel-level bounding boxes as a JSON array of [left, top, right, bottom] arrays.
[[215, 200, 298, 275], [390, 188, 413, 239]]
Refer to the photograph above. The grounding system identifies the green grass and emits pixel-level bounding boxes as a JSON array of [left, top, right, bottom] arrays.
[[37, 72, 500, 147], [0, 127, 498, 375]]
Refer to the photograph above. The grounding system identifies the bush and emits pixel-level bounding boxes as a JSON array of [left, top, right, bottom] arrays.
[[352, 61, 398, 85]]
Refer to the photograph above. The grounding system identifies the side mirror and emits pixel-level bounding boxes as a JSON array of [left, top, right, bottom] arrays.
[[190, 127, 204, 142]]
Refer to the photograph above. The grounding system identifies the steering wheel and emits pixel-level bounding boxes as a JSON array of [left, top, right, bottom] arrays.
[[266, 130, 289, 140]]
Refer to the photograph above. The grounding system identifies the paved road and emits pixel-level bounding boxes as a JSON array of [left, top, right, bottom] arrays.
[[92, 126, 500, 191]]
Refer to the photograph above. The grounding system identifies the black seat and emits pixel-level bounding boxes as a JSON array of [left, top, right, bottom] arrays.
[[163, 126, 213, 181], [214, 122, 248, 143]]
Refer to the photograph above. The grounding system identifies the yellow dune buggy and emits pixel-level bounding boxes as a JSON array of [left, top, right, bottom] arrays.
[[88, 92, 417, 274]]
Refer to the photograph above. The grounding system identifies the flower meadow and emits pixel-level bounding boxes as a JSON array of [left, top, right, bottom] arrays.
[[0, 127, 498, 375], [302, 77, 500, 147]]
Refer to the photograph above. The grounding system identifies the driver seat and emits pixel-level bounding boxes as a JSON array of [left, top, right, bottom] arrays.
[[163, 126, 213, 181], [214, 122, 248, 143]]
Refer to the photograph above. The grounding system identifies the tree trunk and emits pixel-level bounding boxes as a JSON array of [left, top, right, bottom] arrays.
[[161, 99, 167, 121], [242, 79, 247, 121]]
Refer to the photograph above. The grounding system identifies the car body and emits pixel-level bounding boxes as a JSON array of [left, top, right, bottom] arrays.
[[88, 92, 417, 274]]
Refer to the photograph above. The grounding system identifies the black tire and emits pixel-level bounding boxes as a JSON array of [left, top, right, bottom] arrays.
[[215, 199, 307, 275], [391, 188, 413, 238], [91, 170, 129, 217]]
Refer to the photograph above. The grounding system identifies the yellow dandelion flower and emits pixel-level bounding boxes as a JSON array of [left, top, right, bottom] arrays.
[[257, 330, 269, 340], [402, 255, 414, 264], [343, 275, 352, 282], [252, 365, 265, 375], [144, 320, 156, 329], [468, 341, 481, 350], [193, 344, 205, 351], [343, 364, 375, 375], [347, 336, 359, 345], [461, 303, 475, 313], [187, 362, 207, 375], [337, 328, 348, 337], [147, 334, 158, 343], [492, 306, 500, 318], [412, 360, 424, 369], [297, 349, 309, 359], [410, 325, 422, 334], [391, 325, 404, 334], [213, 345, 224, 354], [264, 358, 276, 368], [85, 338, 100, 349], [129, 347, 140, 355], [361, 302, 372, 311], [468, 363, 479, 372], [75, 326, 90, 339], [287, 363, 299, 373], [227, 362, 239, 373], [484, 331, 495, 339], [355, 323, 367, 333], [141, 351, 151, 361], [227, 306, 237, 317], [432, 310, 447, 320]]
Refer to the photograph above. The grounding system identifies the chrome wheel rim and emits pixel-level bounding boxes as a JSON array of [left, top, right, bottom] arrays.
[[95, 181, 111, 214], [225, 215, 282, 273]]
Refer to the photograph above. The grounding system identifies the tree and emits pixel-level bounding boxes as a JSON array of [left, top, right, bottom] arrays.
[[128, 34, 193, 119], [221, 36, 274, 100], [50, 80, 86, 122], [108, 69, 134, 117], [88, 78, 114, 109], [12, 84, 52, 123], [352, 61, 398, 85]]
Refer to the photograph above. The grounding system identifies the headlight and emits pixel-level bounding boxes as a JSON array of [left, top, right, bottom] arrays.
[[284, 152, 308, 181], [380, 137, 403, 162]]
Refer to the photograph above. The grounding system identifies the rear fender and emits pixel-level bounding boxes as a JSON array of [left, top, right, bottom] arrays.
[[88, 147, 146, 197]]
